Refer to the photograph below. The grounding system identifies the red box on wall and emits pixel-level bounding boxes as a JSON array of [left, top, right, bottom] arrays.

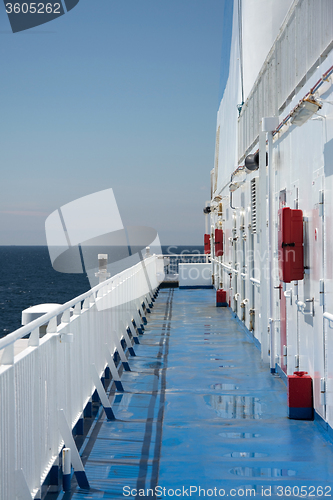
[[278, 207, 304, 283], [287, 371, 313, 420], [214, 228, 223, 257], [216, 289, 227, 307], [204, 234, 210, 254]]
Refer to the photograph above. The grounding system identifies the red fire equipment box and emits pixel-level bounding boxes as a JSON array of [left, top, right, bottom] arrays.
[[204, 234, 210, 254], [278, 207, 304, 283], [287, 371, 313, 420], [216, 289, 227, 307], [214, 229, 223, 257]]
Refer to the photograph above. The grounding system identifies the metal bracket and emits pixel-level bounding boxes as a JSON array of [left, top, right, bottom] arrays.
[[250, 277, 260, 287], [111, 330, 131, 371], [59, 333, 74, 343], [319, 190, 324, 217], [119, 320, 136, 355], [295, 354, 300, 369], [105, 344, 124, 392], [58, 409, 90, 490], [320, 279, 325, 306], [323, 312, 333, 329], [284, 289, 293, 306], [90, 364, 115, 420], [320, 377, 326, 406], [295, 298, 314, 317]]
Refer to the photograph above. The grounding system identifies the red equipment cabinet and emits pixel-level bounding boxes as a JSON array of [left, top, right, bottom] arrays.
[[278, 207, 304, 283], [204, 234, 210, 254], [214, 228, 223, 257], [287, 371, 313, 420], [216, 289, 227, 307]]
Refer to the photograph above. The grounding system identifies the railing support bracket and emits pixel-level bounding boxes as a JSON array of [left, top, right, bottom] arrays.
[[58, 409, 90, 490], [90, 364, 115, 421]]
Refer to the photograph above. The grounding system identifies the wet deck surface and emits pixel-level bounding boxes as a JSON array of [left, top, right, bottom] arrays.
[[57, 288, 333, 499]]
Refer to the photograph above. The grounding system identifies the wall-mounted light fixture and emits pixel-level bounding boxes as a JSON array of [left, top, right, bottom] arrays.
[[290, 98, 321, 126]]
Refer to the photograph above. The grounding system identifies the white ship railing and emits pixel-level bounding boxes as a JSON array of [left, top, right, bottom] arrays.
[[212, 258, 260, 289], [323, 312, 333, 328], [163, 253, 208, 278], [0, 255, 161, 500], [238, 0, 333, 161]]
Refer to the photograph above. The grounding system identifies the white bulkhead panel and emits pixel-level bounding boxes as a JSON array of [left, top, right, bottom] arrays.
[[213, 0, 241, 196], [242, 0, 293, 101]]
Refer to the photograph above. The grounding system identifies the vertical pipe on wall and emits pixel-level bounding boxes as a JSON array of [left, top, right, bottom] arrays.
[[211, 209, 215, 286], [258, 130, 269, 362], [232, 213, 237, 314], [218, 202, 223, 289], [249, 227, 255, 331], [268, 130, 275, 373], [62, 448, 71, 492], [263, 117, 279, 372]]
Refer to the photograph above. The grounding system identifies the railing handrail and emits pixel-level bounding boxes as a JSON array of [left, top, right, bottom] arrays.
[[324, 312, 333, 329], [324, 312, 333, 322], [0, 255, 156, 351], [162, 253, 206, 257]]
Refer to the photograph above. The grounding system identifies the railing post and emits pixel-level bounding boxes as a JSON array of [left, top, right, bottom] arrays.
[[95, 254, 110, 284], [62, 448, 71, 492], [119, 320, 136, 356], [126, 313, 140, 344], [58, 410, 90, 490], [111, 330, 131, 371], [105, 344, 124, 391]]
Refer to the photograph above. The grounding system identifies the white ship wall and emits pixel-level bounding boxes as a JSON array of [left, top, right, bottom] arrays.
[[213, 1, 241, 193], [242, 0, 293, 101], [211, 0, 333, 429]]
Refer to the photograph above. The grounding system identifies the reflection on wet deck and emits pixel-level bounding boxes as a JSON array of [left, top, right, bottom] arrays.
[[204, 394, 262, 419], [230, 466, 297, 477]]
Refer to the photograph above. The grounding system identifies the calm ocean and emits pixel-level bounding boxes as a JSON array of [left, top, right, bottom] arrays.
[[0, 245, 203, 337]]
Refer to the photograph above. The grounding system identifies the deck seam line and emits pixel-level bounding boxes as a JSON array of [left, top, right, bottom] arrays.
[[135, 289, 173, 497], [150, 288, 174, 494]]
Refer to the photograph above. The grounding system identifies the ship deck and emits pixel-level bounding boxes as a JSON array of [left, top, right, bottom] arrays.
[[51, 288, 333, 499]]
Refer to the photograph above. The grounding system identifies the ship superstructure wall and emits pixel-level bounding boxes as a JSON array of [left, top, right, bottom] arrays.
[[211, 0, 333, 430], [238, 0, 333, 162]]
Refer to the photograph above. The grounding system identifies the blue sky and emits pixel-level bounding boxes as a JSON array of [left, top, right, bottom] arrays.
[[0, 0, 231, 246]]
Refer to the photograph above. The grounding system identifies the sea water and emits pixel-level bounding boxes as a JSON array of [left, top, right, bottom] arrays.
[[0, 245, 203, 337]]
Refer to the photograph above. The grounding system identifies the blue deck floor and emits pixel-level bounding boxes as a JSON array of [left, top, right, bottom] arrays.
[[56, 288, 333, 499]]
